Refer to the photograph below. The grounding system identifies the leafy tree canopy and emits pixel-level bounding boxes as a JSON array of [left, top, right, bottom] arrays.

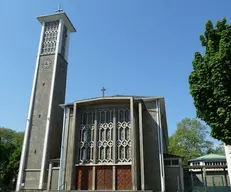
[[208, 143, 225, 155], [189, 18, 231, 144], [0, 127, 23, 189], [168, 118, 214, 167]]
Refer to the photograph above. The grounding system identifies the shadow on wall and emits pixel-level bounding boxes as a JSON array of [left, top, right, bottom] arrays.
[[142, 104, 161, 191]]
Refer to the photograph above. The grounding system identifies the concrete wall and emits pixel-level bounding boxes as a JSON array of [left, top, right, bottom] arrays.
[[24, 54, 67, 189], [142, 101, 161, 191], [60, 100, 167, 191], [25, 54, 55, 170], [134, 104, 141, 190], [24, 54, 55, 189], [63, 110, 75, 190], [63, 102, 135, 190], [165, 167, 181, 192], [160, 99, 168, 154], [50, 169, 59, 190], [49, 54, 68, 160], [194, 171, 228, 186], [184, 170, 230, 192], [24, 171, 40, 189]]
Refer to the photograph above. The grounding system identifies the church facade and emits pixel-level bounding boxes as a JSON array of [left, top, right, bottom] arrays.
[[58, 96, 168, 191], [16, 11, 184, 192]]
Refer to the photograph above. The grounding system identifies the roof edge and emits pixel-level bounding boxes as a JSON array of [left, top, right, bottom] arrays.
[[189, 154, 226, 162], [61, 95, 164, 107], [37, 12, 76, 32]]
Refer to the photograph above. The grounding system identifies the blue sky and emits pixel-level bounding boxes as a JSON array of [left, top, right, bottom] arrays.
[[0, 0, 230, 136]]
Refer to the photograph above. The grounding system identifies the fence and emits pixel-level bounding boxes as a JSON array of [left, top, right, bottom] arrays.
[[184, 169, 231, 192]]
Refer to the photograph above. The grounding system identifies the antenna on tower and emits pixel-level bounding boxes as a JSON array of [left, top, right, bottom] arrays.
[[55, 5, 63, 13]]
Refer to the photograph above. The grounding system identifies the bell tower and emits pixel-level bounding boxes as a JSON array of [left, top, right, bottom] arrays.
[[16, 10, 76, 191]]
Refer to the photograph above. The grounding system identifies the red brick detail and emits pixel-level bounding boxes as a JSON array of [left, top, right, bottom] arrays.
[[76, 166, 92, 190], [116, 165, 132, 190], [96, 166, 113, 190]]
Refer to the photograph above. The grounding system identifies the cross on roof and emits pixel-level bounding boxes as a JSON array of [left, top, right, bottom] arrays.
[[101, 87, 106, 97], [55, 5, 63, 13]]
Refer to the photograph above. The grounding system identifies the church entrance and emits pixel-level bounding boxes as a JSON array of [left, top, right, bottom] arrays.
[[76, 165, 132, 190]]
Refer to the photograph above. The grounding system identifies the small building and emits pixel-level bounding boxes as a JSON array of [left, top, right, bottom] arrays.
[[187, 154, 229, 192], [164, 154, 184, 192]]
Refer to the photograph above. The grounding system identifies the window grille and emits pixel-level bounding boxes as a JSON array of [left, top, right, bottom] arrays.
[[172, 159, 179, 165], [97, 108, 114, 163], [77, 107, 131, 165], [164, 159, 179, 166], [78, 110, 95, 164], [116, 108, 131, 163], [41, 21, 59, 55], [164, 160, 171, 165]]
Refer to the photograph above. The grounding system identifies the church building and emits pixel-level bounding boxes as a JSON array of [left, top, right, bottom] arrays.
[[16, 10, 184, 192]]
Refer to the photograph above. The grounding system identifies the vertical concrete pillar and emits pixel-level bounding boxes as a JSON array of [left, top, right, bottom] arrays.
[[177, 176, 180, 191], [138, 102, 145, 190], [92, 108, 98, 190], [224, 144, 231, 187], [47, 162, 53, 190], [130, 98, 137, 191], [179, 159, 184, 192], [58, 107, 68, 190], [224, 168, 228, 186], [72, 103, 78, 190], [61, 108, 70, 190], [92, 167, 96, 190], [202, 167, 207, 192], [156, 100, 165, 192], [112, 108, 117, 190], [65, 103, 77, 190], [191, 170, 194, 190]]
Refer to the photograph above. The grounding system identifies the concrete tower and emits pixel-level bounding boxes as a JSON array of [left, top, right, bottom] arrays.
[[16, 10, 76, 191]]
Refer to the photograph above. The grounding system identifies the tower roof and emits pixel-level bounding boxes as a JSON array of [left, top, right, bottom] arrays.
[[37, 12, 76, 32]]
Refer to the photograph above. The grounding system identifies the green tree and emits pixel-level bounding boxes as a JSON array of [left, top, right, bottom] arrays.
[[188, 18, 231, 184], [168, 118, 213, 167], [0, 127, 23, 189], [189, 18, 231, 144], [213, 143, 225, 155]]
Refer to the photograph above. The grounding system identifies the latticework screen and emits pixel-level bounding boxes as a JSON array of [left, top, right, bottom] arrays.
[[78, 107, 131, 165], [41, 21, 59, 55]]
